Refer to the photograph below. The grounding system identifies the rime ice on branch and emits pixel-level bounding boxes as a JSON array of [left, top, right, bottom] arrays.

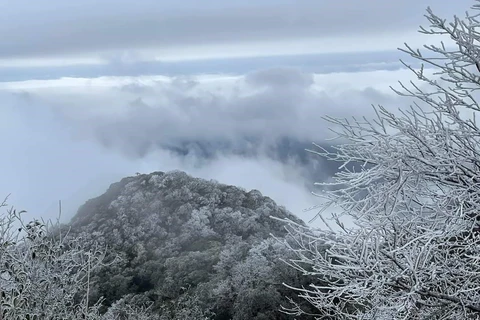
[[283, 1, 480, 319]]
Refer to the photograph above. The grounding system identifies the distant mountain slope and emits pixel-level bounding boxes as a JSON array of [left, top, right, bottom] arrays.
[[68, 170, 316, 320]]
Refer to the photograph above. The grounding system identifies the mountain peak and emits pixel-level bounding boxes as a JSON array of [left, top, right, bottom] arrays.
[[70, 170, 301, 237], [65, 170, 314, 319]]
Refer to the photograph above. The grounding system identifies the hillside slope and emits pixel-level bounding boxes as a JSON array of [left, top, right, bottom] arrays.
[[68, 170, 316, 319]]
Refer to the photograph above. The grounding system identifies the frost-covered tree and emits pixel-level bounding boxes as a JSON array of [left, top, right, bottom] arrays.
[[283, 1, 480, 319], [0, 198, 159, 320]]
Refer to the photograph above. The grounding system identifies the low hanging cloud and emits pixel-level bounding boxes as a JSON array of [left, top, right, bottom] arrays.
[[33, 67, 407, 160], [1, 66, 427, 225]]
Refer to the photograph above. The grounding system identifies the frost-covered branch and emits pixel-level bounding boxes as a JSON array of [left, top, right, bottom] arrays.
[[285, 1, 480, 319], [0, 199, 160, 320]]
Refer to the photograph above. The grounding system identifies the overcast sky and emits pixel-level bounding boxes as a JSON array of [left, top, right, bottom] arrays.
[[0, 0, 473, 227]]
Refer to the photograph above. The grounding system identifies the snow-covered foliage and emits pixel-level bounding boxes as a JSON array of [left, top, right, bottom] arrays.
[[283, 1, 480, 319], [67, 170, 316, 319], [0, 197, 161, 320]]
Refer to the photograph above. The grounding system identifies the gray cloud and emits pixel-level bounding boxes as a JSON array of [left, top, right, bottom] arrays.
[[53, 69, 394, 156], [0, 0, 471, 59], [0, 87, 324, 224], [0, 66, 425, 226], [34, 67, 406, 190], [0, 50, 418, 82]]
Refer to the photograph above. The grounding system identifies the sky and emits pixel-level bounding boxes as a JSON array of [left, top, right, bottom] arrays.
[[0, 0, 474, 227]]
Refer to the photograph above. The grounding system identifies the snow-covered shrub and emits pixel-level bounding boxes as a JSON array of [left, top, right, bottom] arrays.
[[0, 198, 157, 320]]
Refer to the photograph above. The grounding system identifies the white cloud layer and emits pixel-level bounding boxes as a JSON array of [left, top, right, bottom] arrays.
[[0, 66, 430, 227]]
